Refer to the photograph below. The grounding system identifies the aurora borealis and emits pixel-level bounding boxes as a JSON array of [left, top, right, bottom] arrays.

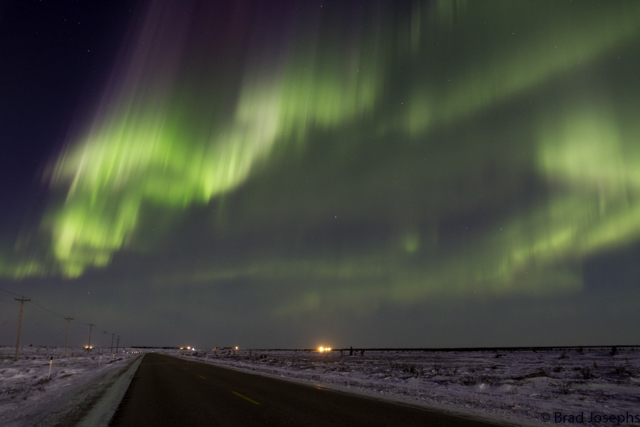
[[1, 0, 640, 348]]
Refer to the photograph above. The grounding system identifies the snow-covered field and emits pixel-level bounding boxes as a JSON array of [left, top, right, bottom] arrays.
[[2, 345, 639, 426], [168, 346, 640, 426], [0, 346, 141, 427]]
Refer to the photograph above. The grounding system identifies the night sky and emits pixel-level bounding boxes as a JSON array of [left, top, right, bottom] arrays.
[[1, 0, 640, 350]]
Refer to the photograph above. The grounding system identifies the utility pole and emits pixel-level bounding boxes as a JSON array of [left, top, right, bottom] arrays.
[[14, 297, 30, 361], [116, 336, 120, 353], [102, 331, 108, 355], [87, 324, 95, 354], [64, 317, 74, 357], [111, 333, 115, 354]]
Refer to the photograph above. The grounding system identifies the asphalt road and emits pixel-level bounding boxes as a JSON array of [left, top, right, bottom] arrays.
[[109, 353, 500, 427]]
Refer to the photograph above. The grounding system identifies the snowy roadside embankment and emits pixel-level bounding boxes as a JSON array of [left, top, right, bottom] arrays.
[[165, 347, 640, 427], [0, 347, 142, 427]]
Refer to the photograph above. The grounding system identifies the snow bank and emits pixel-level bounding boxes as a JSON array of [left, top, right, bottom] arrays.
[[0, 346, 142, 427]]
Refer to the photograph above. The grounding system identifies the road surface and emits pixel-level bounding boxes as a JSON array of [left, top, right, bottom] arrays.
[[110, 353, 500, 426]]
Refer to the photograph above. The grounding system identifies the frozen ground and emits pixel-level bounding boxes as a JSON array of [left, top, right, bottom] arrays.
[[167, 346, 640, 426], [0, 346, 141, 427], [3, 345, 638, 426]]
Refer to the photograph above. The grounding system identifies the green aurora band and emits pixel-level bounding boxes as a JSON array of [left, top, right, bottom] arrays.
[[6, 0, 640, 315]]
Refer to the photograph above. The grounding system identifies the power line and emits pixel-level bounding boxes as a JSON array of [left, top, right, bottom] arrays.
[[0, 292, 17, 303], [0, 288, 88, 326], [0, 288, 116, 353], [31, 300, 67, 319], [25, 303, 67, 324], [0, 287, 23, 297]]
